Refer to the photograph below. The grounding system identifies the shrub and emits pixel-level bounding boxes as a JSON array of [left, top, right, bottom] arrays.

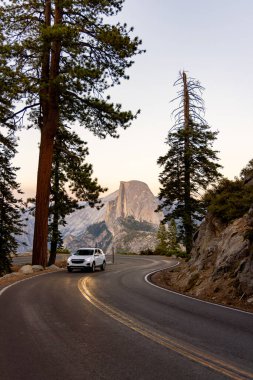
[[56, 247, 70, 255], [204, 177, 253, 224], [140, 249, 155, 255]]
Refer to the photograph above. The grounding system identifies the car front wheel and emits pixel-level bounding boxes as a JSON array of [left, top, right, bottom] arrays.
[[91, 262, 95, 272], [101, 261, 106, 271]]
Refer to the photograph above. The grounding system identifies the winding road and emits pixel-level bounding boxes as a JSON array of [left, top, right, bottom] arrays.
[[1, 255, 253, 380]]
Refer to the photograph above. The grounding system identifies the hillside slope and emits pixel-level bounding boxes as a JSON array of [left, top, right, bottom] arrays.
[[152, 208, 253, 311]]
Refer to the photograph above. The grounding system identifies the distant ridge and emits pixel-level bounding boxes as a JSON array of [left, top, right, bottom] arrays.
[[17, 180, 163, 254]]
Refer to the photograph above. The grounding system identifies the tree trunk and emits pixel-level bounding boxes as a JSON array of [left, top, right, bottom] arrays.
[[183, 72, 193, 255], [32, 0, 62, 266], [32, 125, 56, 266], [48, 154, 60, 266], [48, 234, 58, 266]]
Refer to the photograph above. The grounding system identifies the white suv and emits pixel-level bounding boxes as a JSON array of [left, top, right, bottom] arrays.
[[67, 248, 106, 272]]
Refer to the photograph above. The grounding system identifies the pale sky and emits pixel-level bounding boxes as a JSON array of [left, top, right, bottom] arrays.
[[14, 0, 253, 198]]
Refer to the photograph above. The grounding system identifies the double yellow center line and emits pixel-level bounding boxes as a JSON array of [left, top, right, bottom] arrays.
[[78, 277, 253, 380]]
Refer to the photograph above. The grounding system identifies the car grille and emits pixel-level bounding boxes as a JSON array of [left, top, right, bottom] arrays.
[[71, 259, 85, 264]]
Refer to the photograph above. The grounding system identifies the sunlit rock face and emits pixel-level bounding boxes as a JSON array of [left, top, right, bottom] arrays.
[[66, 180, 163, 254], [17, 181, 163, 254], [175, 209, 253, 300], [105, 180, 162, 228], [191, 210, 253, 296]]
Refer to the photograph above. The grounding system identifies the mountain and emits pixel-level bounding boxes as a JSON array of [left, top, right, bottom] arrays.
[[17, 180, 163, 254], [105, 181, 162, 224], [63, 180, 163, 253]]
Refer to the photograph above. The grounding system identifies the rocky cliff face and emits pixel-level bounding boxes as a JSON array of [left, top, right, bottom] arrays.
[[190, 209, 253, 297], [160, 209, 253, 307], [66, 180, 163, 253], [106, 181, 162, 225]]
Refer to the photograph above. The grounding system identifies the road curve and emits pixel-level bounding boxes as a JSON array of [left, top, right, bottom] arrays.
[[0, 255, 253, 380]]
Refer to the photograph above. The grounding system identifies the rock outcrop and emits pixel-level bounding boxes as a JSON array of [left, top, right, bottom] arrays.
[[190, 210, 253, 295], [161, 209, 253, 307], [105, 181, 162, 225]]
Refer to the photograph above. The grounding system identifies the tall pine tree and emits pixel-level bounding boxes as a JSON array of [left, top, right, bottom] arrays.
[[48, 125, 106, 265], [1, 0, 144, 266], [0, 28, 24, 275], [0, 131, 24, 275], [157, 72, 222, 255]]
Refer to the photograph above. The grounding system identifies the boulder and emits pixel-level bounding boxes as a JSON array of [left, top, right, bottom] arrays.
[[19, 265, 33, 274], [2, 272, 22, 279], [47, 264, 60, 270], [32, 265, 44, 272]]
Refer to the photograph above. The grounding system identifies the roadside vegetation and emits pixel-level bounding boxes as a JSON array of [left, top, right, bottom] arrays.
[[157, 72, 222, 256], [140, 219, 186, 257], [0, 0, 144, 271], [0, 132, 25, 275], [1, 2, 253, 274], [204, 160, 253, 224]]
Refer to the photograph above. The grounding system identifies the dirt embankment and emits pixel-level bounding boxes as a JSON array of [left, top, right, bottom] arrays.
[[151, 260, 253, 313], [151, 210, 253, 314]]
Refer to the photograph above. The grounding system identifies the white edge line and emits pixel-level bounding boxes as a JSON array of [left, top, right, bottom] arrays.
[[145, 261, 253, 316], [0, 269, 64, 296]]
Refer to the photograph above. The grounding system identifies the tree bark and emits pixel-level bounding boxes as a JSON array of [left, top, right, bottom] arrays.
[[48, 153, 60, 266], [48, 231, 58, 266], [32, 126, 55, 266], [32, 0, 62, 266]]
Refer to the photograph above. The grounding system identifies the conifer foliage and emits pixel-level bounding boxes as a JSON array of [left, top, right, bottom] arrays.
[[0, 0, 144, 266], [48, 125, 106, 265], [204, 159, 253, 224], [0, 131, 24, 275], [155, 223, 169, 255], [155, 219, 181, 256], [0, 28, 24, 275], [157, 72, 222, 255]]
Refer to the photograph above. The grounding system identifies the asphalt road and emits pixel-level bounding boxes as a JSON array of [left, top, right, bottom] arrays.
[[1, 255, 253, 380]]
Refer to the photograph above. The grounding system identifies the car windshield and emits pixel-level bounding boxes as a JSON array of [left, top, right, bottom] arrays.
[[74, 249, 94, 256]]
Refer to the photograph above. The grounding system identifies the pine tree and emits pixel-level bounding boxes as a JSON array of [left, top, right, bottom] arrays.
[[167, 219, 181, 256], [155, 223, 169, 255], [0, 131, 24, 275], [240, 159, 253, 184], [157, 72, 222, 255], [48, 125, 106, 265], [0, 1, 144, 266], [0, 30, 16, 127], [155, 220, 181, 256], [0, 29, 24, 275]]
